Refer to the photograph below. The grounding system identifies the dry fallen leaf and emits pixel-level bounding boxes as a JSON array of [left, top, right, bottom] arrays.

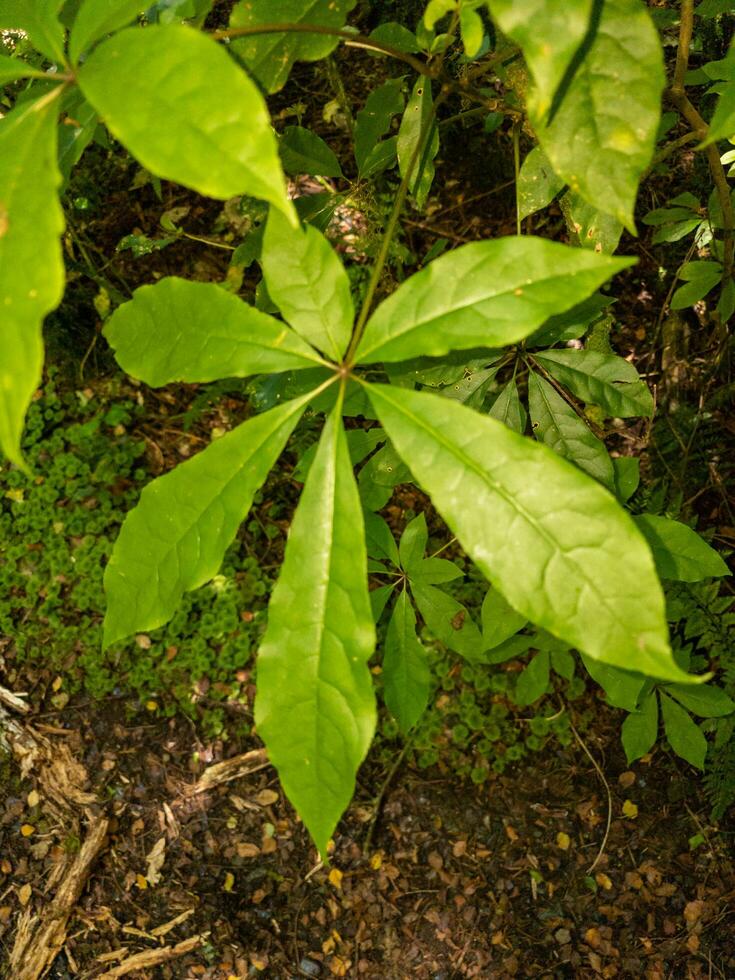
[[328, 868, 343, 889], [145, 837, 166, 886], [556, 832, 571, 851], [595, 873, 613, 891], [223, 872, 235, 893], [237, 842, 260, 859], [18, 884, 32, 906], [255, 789, 279, 807]]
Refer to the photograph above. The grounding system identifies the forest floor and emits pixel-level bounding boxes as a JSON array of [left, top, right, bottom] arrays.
[[1, 683, 735, 979]]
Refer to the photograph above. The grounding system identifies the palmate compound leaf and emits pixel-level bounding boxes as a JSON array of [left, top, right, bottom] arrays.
[[255, 399, 376, 858], [262, 208, 354, 362], [365, 384, 693, 683], [78, 25, 295, 221], [529, 0, 664, 231], [0, 95, 65, 468], [354, 238, 633, 364], [104, 277, 326, 385], [103, 387, 321, 648]]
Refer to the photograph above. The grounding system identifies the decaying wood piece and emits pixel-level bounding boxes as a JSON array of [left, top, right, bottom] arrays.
[[9, 814, 109, 980], [98, 935, 203, 978], [186, 747, 268, 796]]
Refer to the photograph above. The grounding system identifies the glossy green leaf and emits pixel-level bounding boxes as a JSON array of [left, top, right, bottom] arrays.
[[399, 513, 428, 571], [460, 5, 484, 58], [613, 456, 640, 503], [528, 371, 614, 488], [529, 293, 612, 347], [279, 125, 343, 178], [534, 349, 654, 418], [551, 647, 575, 680], [369, 22, 419, 53], [667, 683, 735, 719], [383, 588, 431, 732], [661, 691, 707, 769], [481, 587, 527, 650], [0, 0, 66, 63], [487, 0, 593, 118], [255, 405, 376, 858], [634, 515, 730, 582], [517, 145, 564, 221], [358, 441, 410, 510], [78, 25, 295, 219], [355, 77, 405, 178], [105, 277, 324, 385], [70, 0, 146, 62], [411, 581, 484, 661], [229, 0, 356, 94], [530, 0, 664, 230], [488, 378, 527, 434], [262, 207, 353, 362], [57, 90, 98, 181], [397, 76, 439, 209], [0, 54, 49, 84], [103, 391, 314, 648], [581, 656, 645, 711], [356, 238, 633, 364], [515, 650, 550, 706], [370, 583, 396, 622], [367, 384, 687, 681], [0, 97, 65, 468], [622, 690, 658, 763]]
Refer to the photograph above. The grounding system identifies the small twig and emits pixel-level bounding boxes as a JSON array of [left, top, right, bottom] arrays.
[[98, 935, 203, 978], [186, 747, 269, 796], [567, 713, 612, 875]]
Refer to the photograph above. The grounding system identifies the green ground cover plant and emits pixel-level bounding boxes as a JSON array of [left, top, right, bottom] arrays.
[[0, 0, 733, 857]]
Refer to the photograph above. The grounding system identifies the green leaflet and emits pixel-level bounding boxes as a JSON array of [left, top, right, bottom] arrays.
[[229, 0, 356, 94], [367, 383, 688, 682], [517, 146, 564, 221], [279, 125, 343, 178], [355, 77, 405, 178], [0, 0, 66, 63], [70, 0, 146, 62], [399, 512, 428, 572], [488, 378, 527, 434], [486, 0, 593, 118], [703, 83, 735, 145], [0, 97, 65, 468], [530, 0, 664, 231], [355, 238, 633, 364], [634, 515, 730, 582], [103, 390, 315, 648], [481, 587, 527, 650], [0, 54, 49, 84], [411, 581, 484, 661], [667, 684, 735, 719], [581, 656, 645, 711], [560, 190, 624, 254], [515, 650, 550, 706], [527, 371, 614, 489], [660, 691, 707, 769], [383, 588, 431, 732], [78, 25, 295, 220], [397, 77, 439, 208], [622, 690, 658, 763], [262, 208, 354, 362], [255, 403, 376, 858], [104, 277, 324, 385], [534, 349, 654, 418]]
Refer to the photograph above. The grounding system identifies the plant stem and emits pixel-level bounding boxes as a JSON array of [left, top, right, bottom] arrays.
[[345, 91, 446, 365], [669, 0, 734, 283]]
